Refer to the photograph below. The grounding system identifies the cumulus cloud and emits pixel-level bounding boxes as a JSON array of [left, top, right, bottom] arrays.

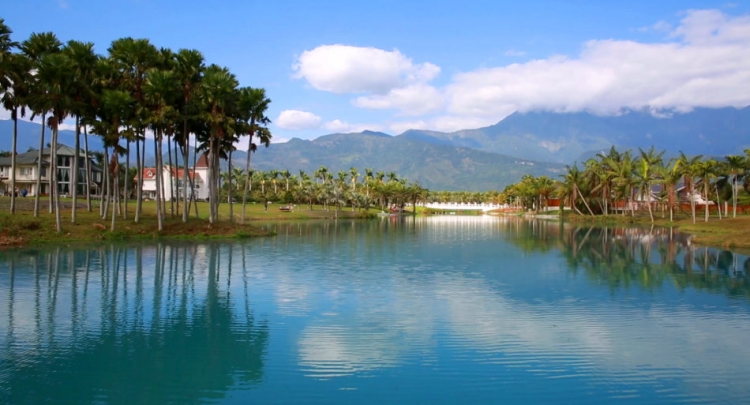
[[294, 45, 440, 94], [353, 84, 444, 116], [276, 110, 322, 130], [446, 9, 750, 121], [323, 119, 351, 132]]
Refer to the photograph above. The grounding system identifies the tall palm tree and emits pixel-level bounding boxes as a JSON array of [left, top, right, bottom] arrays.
[[1, 53, 29, 213], [63, 40, 98, 223], [199, 64, 238, 224], [678, 152, 703, 224], [108, 37, 159, 223], [349, 167, 359, 191], [656, 158, 682, 222], [237, 88, 271, 223], [695, 158, 719, 222], [143, 68, 179, 231], [725, 155, 745, 218], [174, 48, 204, 222], [21, 32, 62, 217], [636, 146, 664, 223], [36, 52, 76, 232]]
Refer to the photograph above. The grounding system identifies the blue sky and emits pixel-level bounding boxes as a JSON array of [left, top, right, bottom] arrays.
[[3, 1, 750, 144]]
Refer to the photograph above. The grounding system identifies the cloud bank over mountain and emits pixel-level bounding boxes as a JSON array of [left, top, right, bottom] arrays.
[[286, 9, 750, 134]]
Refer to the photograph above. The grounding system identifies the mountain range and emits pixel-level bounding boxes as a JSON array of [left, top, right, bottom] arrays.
[[2, 106, 749, 191]]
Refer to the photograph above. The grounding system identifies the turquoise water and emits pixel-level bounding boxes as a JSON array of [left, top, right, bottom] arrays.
[[1, 216, 750, 404]]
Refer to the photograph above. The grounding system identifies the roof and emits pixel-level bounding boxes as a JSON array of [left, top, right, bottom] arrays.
[[0, 151, 47, 166], [195, 152, 209, 168], [135, 167, 202, 182]]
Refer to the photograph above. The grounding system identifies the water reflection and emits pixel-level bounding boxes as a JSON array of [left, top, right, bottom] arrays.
[[0, 243, 268, 404], [1, 218, 750, 404]]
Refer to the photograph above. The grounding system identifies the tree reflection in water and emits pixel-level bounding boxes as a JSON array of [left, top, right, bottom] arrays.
[[501, 220, 750, 299], [0, 242, 268, 405]]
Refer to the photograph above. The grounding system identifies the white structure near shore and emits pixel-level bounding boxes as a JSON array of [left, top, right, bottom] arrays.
[[137, 153, 209, 201]]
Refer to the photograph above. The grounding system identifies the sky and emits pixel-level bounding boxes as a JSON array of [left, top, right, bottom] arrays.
[[3, 0, 750, 146]]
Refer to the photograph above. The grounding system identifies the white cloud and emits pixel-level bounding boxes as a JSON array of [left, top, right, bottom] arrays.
[[276, 110, 322, 130], [323, 119, 351, 132], [294, 45, 440, 94], [446, 9, 750, 121], [352, 84, 444, 115]]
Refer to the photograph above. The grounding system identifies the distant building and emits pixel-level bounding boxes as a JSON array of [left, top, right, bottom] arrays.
[[135, 152, 209, 201], [0, 144, 102, 197]]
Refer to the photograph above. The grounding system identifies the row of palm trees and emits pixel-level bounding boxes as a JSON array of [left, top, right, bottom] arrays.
[[0, 19, 272, 232], [503, 146, 750, 223], [220, 165, 428, 217]]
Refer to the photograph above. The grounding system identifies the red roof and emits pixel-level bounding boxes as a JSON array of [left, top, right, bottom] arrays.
[[134, 167, 200, 182], [195, 152, 209, 168]]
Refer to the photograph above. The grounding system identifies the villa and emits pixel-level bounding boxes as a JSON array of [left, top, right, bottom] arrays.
[[0, 144, 102, 197], [136, 153, 209, 201]]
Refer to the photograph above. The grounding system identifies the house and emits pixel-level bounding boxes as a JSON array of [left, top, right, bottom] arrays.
[[136, 153, 209, 201], [0, 144, 102, 197]]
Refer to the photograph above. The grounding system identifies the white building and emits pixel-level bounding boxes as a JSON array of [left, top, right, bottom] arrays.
[[137, 153, 209, 201], [0, 144, 102, 197]]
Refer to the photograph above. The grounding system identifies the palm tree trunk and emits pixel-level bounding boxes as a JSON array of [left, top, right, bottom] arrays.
[[102, 147, 109, 220], [715, 184, 722, 220], [71, 116, 80, 223], [34, 114, 46, 217], [191, 141, 199, 219], [110, 151, 118, 232], [84, 125, 92, 212], [123, 139, 129, 220], [155, 131, 163, 231], [704, 181, 710, 222], [228, 149, 234, 222], [135, 134, 144, 223], [167, 134, 175, 217], [52, 125, 62, 233], [208, 137, 215, 224], [733, 175, 737, 218], [10, 110, 17, 214], [577, 185, 594, 215], [181, 141, 189, 222], [241, 133, 254, 223]]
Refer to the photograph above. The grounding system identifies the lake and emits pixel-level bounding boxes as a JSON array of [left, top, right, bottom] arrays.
[[1, 216, 749, 404]]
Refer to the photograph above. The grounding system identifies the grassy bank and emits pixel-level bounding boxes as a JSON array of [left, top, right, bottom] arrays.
[[0, 197, 380, 248]]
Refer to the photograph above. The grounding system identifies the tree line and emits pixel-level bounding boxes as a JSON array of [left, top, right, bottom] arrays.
[[219, 166, 427, 217], [502, 146, 750, 223], [0, 18, 272, 232]]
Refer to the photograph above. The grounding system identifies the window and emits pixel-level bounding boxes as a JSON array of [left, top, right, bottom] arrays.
[[20, 167, 32, 176]]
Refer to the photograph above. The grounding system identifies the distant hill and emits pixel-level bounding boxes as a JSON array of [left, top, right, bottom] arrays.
[[7, 106, 748, 191], [401, 107, 750, 163], [241, 132, 564, 191], [0, 119, 104, 153]]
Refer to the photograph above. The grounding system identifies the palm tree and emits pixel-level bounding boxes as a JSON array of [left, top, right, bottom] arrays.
[[349, 167, 359, 191], [108, 37, 159, 223], [174, 48, 204, 222], [678, 152, 703, 224], [238, 87, 271, 223], [36, 52, 76, 232], [21, 32, 62, 217], [656, 158, 682, 222], [199, 64, 238, 224], [636, 147, 664, 223], [725, 155, 745, 218], [695, 158, 719, 222], [562, 164, 594, 215], [143, 68, 179, 231], [63, 40, 98, 223], [1, 52, 29, 214]]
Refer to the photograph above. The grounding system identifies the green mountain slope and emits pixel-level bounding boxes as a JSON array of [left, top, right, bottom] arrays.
[[245, 132, 564, 191]]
